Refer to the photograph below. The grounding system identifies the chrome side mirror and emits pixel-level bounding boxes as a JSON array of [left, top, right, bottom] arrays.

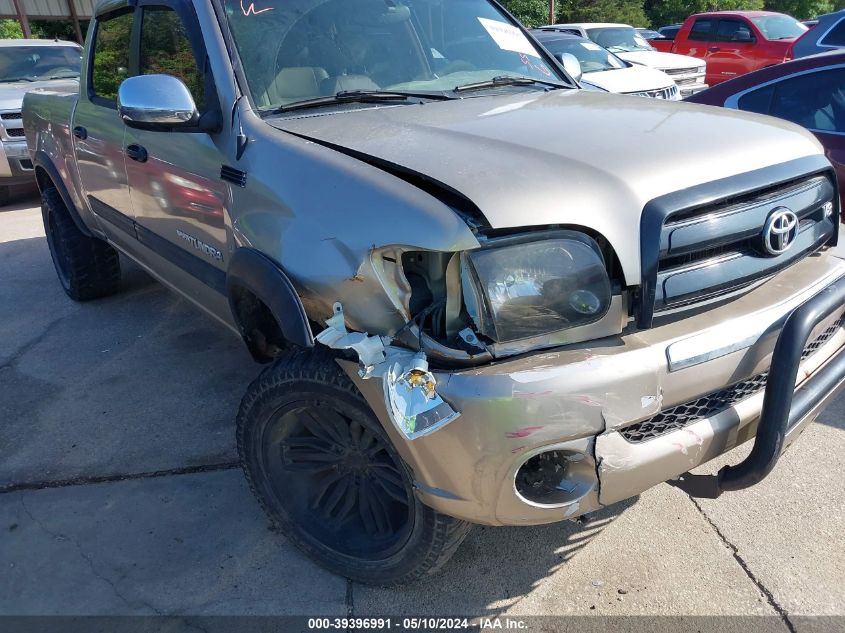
[[117, 74, 199, 129], [556, 53, 583, 83]]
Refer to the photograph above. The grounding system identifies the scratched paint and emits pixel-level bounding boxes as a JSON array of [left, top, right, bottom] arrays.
[[505, 425, 544, 439]]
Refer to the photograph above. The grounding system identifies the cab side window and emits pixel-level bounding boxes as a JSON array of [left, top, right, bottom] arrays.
[[689, 19, 715, 42], [716, 20, 753, 43], [139, 6, 205, 109], [91, 10, 133, 103]]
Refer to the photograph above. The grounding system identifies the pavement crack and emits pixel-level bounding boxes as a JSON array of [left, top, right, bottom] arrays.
[[346, 579, 355, 631], [1, 461, 241, 495], [18, 495, 160, 614], [689, 497, 797, 633], [0, 315, 67, 371]]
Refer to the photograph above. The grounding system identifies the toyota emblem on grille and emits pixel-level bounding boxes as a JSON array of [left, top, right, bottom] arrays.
[[762, 207, 798, 256]]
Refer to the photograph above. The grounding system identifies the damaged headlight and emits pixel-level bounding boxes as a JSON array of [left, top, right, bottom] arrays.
[[462, 232, 612, 343]]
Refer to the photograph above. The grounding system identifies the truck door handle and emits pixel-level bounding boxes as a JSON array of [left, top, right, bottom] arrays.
[[708, 46, 721, 52], [126, 144, 148, 163], [72, 125, 87, 140]]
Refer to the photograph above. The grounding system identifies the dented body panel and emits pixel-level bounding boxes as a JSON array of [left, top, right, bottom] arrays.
[[273, 90, 824, 286], [342, 252, 845, 525]]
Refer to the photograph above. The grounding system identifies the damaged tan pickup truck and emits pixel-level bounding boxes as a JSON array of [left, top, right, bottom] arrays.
[[23, 0, 845, 584]]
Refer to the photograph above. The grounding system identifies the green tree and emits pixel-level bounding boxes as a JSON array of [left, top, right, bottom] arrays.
[[764, 0, 834, 18], [499, 0, 551, 27], [556, 0, 649, 26], [0, 19, 24, 39]]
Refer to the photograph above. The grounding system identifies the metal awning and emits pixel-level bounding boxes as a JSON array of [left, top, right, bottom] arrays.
[[0, 0, 92, 20], [0, 0, 91, 42]]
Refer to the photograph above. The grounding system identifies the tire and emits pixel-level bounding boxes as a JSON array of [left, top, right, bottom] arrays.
[[0, 185, 9, 207], [41, 187, 121, 301], [237, 348, 472, 585]]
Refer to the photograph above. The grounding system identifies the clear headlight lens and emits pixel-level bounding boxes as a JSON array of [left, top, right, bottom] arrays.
[[462, 233, 612, 343]]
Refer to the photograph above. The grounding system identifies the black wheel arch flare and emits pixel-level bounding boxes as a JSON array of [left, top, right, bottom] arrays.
[[226, 247, 315, 359]]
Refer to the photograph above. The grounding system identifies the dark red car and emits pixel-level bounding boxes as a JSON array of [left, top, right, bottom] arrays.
[[686, 50, 845, 217]]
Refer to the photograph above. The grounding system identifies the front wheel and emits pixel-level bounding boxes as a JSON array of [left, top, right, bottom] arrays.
[[237, 349, 471, 585]]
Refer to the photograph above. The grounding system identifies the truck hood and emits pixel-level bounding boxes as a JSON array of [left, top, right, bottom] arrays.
[[581, 64, 675, 94], [270, 89, 823, 282], [617, 49, 705, 71], [0, 78, 79, 110]]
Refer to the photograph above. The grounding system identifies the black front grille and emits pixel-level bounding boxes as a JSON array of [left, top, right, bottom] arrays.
[[621, 314, 845, 443], [638, 157, 839, 328], [5, 128, 25, 137], [1, 112, 22, 120], [662, 67, 701, 76]]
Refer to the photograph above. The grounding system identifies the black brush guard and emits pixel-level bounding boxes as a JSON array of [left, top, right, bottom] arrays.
[[670, 275, 845, 499]]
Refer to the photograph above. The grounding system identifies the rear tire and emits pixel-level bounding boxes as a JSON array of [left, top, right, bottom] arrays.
[[237, 348, 471, 585], [41, 187, 121, 301]]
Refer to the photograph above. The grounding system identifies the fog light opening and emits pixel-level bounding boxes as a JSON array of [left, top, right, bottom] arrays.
[[515, 450, 593, 506]]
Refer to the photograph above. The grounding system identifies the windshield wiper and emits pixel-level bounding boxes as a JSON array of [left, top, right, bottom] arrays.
[[46, 74, 80, 80], [453, 75, 566, 93], [0, 77, 35, 83], [270, 89, 452, 114]]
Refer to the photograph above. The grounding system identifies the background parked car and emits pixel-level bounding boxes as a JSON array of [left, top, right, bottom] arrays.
[[792, 10, 845, 58], [545, 23, 708, 96], [636, 28, 664, 41], [531, 30, 679, 99], [0, 39, 81, 205], [657, 24, 683, 41], [653, 11, 807, 86], [686, 49, 845, 215]]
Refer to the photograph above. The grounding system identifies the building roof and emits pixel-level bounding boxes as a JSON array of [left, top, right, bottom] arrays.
[[0, 0, 94, 20]]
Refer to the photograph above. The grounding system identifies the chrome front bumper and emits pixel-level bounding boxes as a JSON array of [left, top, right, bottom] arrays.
[[0, 140, 33, 182]]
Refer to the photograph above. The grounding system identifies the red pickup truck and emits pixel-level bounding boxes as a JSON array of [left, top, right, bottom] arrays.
[[652, 11, 808, 86]]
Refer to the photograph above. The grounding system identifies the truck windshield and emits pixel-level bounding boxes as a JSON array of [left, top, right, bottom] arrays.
[[222, 0, 565, 111], [586, 27, 654, 53], [750, 15, 807, 40], [0, 46, 81, 83], [539, 38, 626, 73]]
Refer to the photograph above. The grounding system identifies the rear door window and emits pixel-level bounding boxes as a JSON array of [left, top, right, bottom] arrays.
[[737, 85, 774, 114], [819, 18, 845, 47], [769, 68, 845, 132]]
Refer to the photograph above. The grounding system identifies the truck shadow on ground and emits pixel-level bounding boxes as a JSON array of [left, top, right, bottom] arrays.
[[352, 497, 637, 615], [0, 186, 39, 212], [0, 232, 256, 487]]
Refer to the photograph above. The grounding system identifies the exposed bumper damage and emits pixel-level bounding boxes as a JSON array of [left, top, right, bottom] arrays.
[[318, 255, 845, 526], [316, 302, 461, 440]]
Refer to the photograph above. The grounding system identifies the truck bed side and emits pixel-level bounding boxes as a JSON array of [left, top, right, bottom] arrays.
[[22, 90, 96, 236]]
